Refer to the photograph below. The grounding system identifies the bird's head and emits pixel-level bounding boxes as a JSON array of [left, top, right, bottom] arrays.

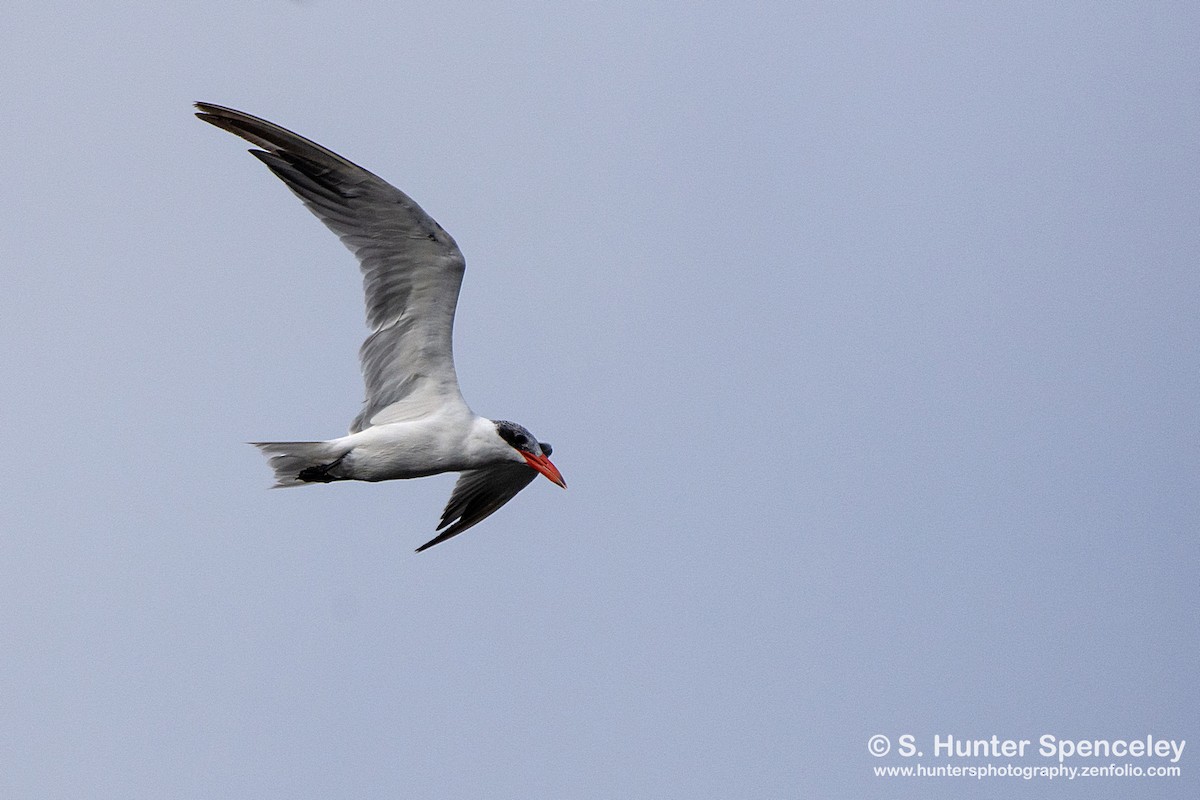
[[494, 420, 566, 488]]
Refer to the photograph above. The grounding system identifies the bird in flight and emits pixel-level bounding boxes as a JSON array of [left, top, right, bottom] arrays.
[[195, 103, 565, 552]]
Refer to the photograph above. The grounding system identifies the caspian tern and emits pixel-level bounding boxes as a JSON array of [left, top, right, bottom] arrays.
[[195, 103, 565, 552]]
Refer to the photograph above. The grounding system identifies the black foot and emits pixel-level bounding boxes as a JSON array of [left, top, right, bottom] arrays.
[[297, 456, 344, 483]]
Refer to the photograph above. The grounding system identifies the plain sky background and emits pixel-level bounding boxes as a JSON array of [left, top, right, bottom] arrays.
[[1, 2, 1196, 798]]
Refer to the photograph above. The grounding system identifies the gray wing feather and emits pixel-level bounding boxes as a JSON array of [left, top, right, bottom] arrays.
[[414, 464, 537, 552], [195, 103, 469, 431]]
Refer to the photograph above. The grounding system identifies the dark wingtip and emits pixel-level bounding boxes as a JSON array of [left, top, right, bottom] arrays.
[[193, 106, 246, 138], [193, 101, 225, 122], [194, 101, 227, 114], [415, 527, 460, 553]]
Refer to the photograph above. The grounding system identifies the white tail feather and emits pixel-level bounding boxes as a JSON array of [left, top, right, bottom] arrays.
[[251, 441, 348, 487]]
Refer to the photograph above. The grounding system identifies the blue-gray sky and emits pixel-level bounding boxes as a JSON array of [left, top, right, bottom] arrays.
[[1, 2, 1196, 798]]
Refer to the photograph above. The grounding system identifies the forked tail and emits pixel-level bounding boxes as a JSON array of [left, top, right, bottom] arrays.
[[251, 441, 350, 487]]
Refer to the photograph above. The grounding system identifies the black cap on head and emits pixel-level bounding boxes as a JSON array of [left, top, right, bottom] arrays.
[[494, 420, 542, 454]]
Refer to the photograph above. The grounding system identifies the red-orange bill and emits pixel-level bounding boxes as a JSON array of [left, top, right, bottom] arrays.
[[521, 451, 567, 488]]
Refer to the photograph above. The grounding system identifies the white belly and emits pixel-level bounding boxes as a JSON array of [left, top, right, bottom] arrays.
[[335, 413, 500, 482]]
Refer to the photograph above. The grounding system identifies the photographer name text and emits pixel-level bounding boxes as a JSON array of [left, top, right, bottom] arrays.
[[890, 734, 1185, 764]]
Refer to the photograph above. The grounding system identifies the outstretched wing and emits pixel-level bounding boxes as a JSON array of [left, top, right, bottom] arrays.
[[415, 464, 538, 552], [195, 103, 469, 431]]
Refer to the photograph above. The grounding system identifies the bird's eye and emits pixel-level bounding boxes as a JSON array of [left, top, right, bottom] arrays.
[[513, 434, 528, 446]]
